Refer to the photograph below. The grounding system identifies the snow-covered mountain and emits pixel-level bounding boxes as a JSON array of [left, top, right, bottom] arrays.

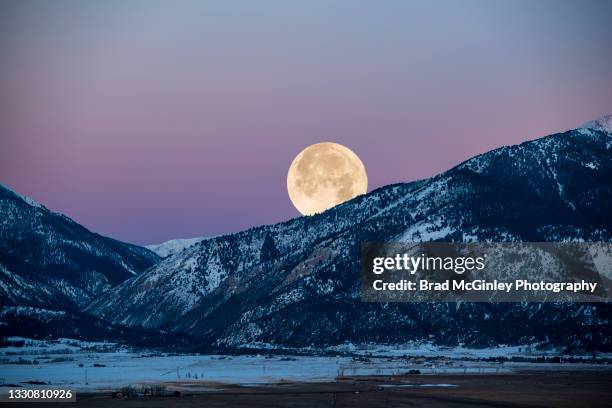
[[87, 117, 612, 350], [146, 237, 207, 258], [582, 113, 612, 134], [0, 185, 159, 310]]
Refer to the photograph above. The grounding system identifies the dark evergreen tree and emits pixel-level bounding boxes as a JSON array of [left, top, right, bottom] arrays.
[[259, 233, 279, 263]]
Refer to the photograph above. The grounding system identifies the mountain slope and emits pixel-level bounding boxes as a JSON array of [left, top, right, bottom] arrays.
[[146, 237, 207, 258], [87, 120, 612, 350], [0, 185, 160, 310], [0, 307, 195, 349]]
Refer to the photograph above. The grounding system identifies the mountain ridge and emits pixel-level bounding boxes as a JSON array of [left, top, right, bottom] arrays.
[[0, 183, 160, 310], [86, 120, 612, 350], [581, 113, 612, 134]]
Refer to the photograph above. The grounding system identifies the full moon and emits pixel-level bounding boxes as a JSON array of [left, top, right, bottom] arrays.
[[287, 142, 368, 216]]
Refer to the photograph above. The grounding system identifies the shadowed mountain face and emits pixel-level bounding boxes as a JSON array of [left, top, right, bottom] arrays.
[[86, 121, 612, 350], [0, 185, 159, 310]]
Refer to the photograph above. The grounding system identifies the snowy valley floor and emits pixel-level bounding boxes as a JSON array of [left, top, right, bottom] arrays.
[[1, 338, 611, 407], [3, 373, 612, 408]]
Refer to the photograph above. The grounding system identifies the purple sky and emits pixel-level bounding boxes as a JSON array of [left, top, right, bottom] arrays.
[[1, 1, 611, 245]]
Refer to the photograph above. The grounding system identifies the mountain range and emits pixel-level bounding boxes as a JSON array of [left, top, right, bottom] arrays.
[[2, 115, 611, 351], [89, 116, 612, 350], [0, 186, 158, 310]]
